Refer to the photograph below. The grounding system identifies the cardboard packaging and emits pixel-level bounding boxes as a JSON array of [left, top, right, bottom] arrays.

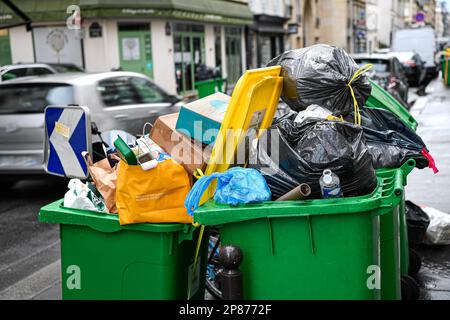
[[175, 92, 231, 145], [150, 113, 212, 175]]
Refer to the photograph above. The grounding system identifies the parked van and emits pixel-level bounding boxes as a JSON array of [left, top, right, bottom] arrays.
[[392, 27, 438, 79]]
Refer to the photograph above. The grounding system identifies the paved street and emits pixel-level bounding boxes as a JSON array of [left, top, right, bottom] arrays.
[[0, 78, 449, 300], [406, 78, 450, 300]]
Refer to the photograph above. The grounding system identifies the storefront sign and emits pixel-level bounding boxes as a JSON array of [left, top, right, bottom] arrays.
[[287, 23, 298, 34], [33, 27, 83, 67], [89, 22, 102, 38], [122, 37, 140, 61]]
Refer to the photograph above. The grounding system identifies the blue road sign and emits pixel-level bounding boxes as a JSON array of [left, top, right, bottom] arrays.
[[43, 105, 92, 179]]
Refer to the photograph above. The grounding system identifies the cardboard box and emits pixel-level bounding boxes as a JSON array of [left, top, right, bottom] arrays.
[[150, 113, 212, 175], [175, 92, 231, 145]]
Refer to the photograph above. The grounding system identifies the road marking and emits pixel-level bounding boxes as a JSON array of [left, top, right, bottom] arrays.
[[0, 241, 60, 273], [0, 260, 61, 300]]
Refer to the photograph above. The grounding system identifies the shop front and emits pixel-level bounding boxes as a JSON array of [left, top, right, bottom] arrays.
[[0, 0, 252, 95]]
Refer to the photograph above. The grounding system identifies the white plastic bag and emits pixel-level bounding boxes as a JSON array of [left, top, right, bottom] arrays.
[[63, 179, 107, 213], [294, 105, 333, 124], [422, 206, 450, 245]]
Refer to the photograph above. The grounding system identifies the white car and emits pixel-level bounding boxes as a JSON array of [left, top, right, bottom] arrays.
[[0, 71, 183, 186], [0, 63, 84, 82]]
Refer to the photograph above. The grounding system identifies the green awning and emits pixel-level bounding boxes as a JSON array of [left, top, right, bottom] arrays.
[[0, 0, 253, 26]]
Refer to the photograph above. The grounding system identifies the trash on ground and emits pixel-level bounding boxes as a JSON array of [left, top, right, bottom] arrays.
[[405, 200, 430, 246], [422, 205, 450, 245]]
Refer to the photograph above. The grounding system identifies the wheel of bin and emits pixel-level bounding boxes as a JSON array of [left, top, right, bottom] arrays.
[[401, 274, 420, 300], [408, 248, 422, 276]]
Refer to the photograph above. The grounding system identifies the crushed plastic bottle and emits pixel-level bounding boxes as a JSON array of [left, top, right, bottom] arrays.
[[319, 169, 343, 199]]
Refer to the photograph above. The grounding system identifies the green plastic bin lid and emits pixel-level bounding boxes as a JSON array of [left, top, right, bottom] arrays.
[[39, 199, 192, 234], [195, 160, 416, 226], [366, 80, 418, 131]]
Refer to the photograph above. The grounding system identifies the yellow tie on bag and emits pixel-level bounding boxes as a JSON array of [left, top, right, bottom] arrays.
[[116, 159, 193, 225], [347, 64, 373, 125]]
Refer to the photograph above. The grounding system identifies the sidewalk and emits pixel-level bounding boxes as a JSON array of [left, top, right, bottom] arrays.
[[406, 78, 450, 300]]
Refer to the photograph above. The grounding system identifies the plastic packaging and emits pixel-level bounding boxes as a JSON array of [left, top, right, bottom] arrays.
[[185, 167, 272, 216], [319, 169, 343, 198], [294, 105, 333, 124], [248, 119, 378, 199], [267, 44, 372, 116], [422, 206, 450, 245], [63, 179, 107, 213]]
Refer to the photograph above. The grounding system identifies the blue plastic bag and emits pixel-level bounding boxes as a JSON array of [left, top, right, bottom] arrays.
[[185, 167, 271, 216]]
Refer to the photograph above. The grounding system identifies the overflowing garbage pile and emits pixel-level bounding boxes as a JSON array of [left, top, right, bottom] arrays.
[[61, 44, 438, 226]]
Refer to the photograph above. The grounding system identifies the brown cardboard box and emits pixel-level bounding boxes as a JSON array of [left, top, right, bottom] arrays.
[[150, 113, 211, 175]]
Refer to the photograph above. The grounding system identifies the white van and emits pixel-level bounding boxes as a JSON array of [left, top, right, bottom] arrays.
[[392, 27, 438, 79]]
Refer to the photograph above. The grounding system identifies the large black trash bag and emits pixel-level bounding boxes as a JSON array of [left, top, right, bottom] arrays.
[[345, 107, 429, 169], [405, 200, 430, 246], [248, 119, 378, 200], [268, 44, 372, 116]]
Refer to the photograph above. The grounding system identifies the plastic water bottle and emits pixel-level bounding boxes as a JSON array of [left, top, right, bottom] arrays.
[[319, 169, 343, 198]]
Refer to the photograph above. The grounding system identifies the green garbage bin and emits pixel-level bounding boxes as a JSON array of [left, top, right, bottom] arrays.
[[195, 78, 226, 98], [366, 80, 418, 131], [377, 160, 416, 300], [194, 166, 410, 299], [442, 49, 450, 86], [195, 79, 217, 98], [39, 200, 208, 300]]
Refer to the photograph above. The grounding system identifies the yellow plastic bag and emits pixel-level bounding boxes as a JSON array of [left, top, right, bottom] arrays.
[[116, 159, 193, 225]]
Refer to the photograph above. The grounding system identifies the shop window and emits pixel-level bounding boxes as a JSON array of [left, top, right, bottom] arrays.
[[214, 26, 222, 76], [173, 23, 206, 94], [225, 27, 242, 86]]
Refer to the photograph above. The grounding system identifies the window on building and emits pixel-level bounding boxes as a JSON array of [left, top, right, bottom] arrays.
[[173, 23, 206, 94], [225, 27, 242, 86], [214, 26, 222, 76]]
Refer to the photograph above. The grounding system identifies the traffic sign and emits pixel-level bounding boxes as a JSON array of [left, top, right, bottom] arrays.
[[43, 105, 92, 179]]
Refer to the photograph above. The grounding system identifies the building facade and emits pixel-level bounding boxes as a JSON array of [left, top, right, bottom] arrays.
[[285, 0, 321, 50], [316, 0, 367, 53], [0, 0, 252, 94], [247, 0, 291, 67], [375, 0, 406, 49]]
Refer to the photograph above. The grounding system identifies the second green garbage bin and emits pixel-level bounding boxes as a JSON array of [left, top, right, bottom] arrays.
[[195, 165, 411, 299], [39, 200, 208, 300]]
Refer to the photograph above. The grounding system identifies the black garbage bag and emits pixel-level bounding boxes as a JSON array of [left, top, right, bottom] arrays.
[[405, 200, 430, 246], [345, 107, 430, 169], [248, 118, 378, 199], [268, 44, 372, 116]]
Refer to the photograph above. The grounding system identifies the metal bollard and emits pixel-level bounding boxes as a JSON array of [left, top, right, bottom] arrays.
[[218, 244, 243, 300]]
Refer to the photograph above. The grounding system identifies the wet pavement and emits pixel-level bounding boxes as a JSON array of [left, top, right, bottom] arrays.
[[407, 78, 450, 300], [0, 78, 449, 300]]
